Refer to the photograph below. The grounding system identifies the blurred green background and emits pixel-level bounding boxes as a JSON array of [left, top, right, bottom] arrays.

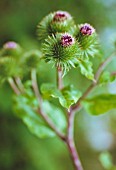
[[0, 0, 116, 170]]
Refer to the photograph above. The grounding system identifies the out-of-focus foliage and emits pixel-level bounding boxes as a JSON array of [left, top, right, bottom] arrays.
[[0, 0, 116, 170]]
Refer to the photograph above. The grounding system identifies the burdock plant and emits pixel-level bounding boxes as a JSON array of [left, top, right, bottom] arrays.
[[0, 10, 116, 170]]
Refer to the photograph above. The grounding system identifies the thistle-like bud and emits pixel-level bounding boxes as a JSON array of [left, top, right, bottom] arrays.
[[1, 41, 22, 58], [21, 50, 42, 72], [37, 11, 75, 41], [42, 33, 80, 74], [76, 23, 98, 58]]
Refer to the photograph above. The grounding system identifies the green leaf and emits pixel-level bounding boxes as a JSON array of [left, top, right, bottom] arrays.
[[99, 71, 116, 85], [60, 85, 82, 109], [99, 152, 113, 170], [42, 101, 67, 133], [41, 83, 82, 109], [13, 85, 67, 138], [82, 94, 116, 115], [40, 83, 61, 99], [77, 58, 94, 80]]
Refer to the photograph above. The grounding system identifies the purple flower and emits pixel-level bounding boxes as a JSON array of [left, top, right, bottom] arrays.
[[3, 41, 18, 49], [61, 34, 75, 47], [80, 23, 95, 35], [53, 11, 71, 22]]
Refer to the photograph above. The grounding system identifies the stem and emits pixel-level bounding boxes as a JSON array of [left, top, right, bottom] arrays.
[[66, 109, 83, 170], [31, 69, 66, 141], [15, 77, 25, 93], [37, 108, 66, 141], [57, 66, 63, 89], [8, 77, 20, 95], [95, 52, 116, 81], [31, 69, 42, 104], [72, 83, 95, 111]]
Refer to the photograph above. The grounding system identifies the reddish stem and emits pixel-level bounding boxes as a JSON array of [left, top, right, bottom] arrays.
[[66, 109, 83, 170]]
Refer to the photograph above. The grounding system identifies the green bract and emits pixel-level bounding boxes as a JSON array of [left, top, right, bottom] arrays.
[[37, 11, 76, 41], [42, 33, 80, 74], [21, 50, 42, 72], [0, 57, 16, 83]]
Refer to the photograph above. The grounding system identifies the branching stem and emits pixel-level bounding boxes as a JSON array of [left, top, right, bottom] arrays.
[[31, 69, 66, 141], [72, 52, 116, 112], [95, 52, 116, 81]]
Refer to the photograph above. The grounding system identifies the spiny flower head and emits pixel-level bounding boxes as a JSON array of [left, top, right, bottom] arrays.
[[79, 23, 95, 36], [75, 23, 98, 58], [37, 11, 75, 41], [42, 33, 80, 74], [53, 11, 71, 22]]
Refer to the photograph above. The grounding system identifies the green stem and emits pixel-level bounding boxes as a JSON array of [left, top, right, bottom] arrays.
[[15, 77, 25, 93], [57, 66, 63, 89], [8, 77, 20, 95]]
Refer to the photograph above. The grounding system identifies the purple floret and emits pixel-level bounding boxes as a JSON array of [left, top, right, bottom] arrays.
[[53, 11, 71, 22], [61, 34, 75, 47], [3, 41, 18, 49], [80, 23, 95, 35]]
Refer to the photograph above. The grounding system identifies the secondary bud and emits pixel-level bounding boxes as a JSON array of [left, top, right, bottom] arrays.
[[3, 41, 18, 49], [2, 41, 22, 58], [53, 11, 71, 22], [80, 23, 95, 35], [61, 34, 75, 47]]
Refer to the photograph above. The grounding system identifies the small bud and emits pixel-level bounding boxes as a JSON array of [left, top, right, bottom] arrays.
[[2, 41, 22, 58], [61, 34, 75, 47], [53, 11, 71, 22], [80, 23, 95, 35], [3, 41, 18, 49]]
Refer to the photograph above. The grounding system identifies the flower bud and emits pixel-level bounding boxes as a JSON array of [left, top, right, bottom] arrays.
[[76, 23, 98, 58], [79, 23, 95, 35], [42, 33, 80, 74], [53, 11, 71, 22], [3, 41, 18, 49], [37, 11, 75, 41], [2, 41, 22, 58], [61, 34, 75, 47]]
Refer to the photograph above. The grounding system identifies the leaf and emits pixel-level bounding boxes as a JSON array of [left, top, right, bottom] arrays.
[[82, 94, 116, 115], [60, 85, 82, 109], [99, 71, 116, 85], [99, 152, 113, 170], [13, 85, 67, 138], [42, 101, 67, 133], [41, 83, 82, 109], [77, 58, 94, 80]]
